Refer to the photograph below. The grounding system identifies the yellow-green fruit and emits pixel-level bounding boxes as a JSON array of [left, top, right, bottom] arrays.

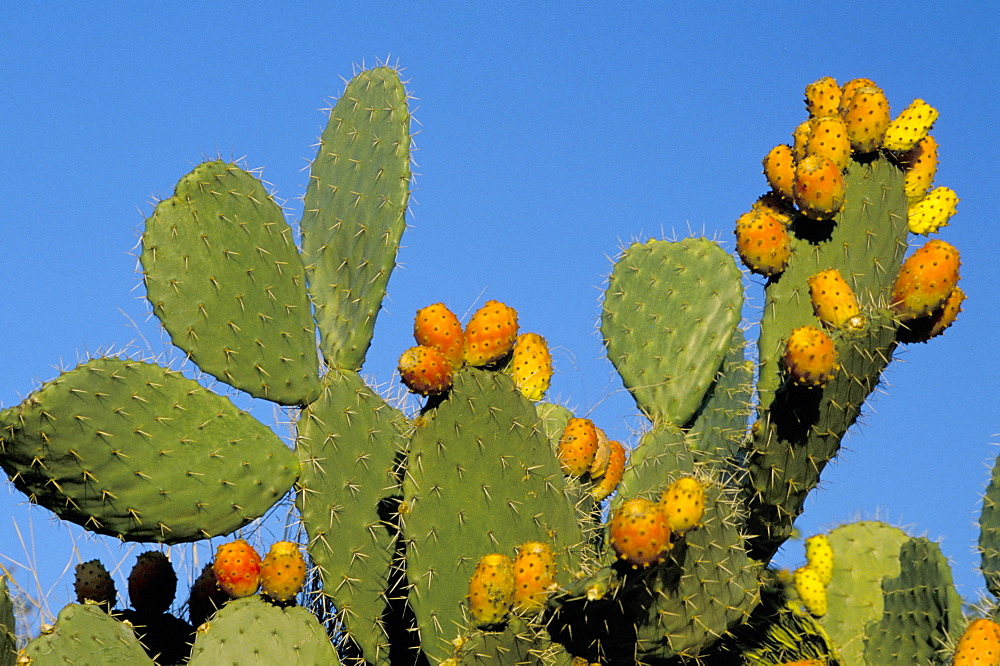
[[807, 268, 861, 329], [259, 541, 307, 602], [803, 534, 834, 586], [762, 144, 796, 201], [838, 77, 878, 116], [512, 542, 556, 613], [591, 439, 626, 502], [509, 332, 553, 401], [804, 116, 852, 172], [841, 84, 891, 153], [793, 565, 827, 617], [953, 618, 1000, 666], [659, 476, 706, 536], [467, 553, 515, 629], [883, 98, 939, 152], [804, 76, 840, 118], [793, 153, 846, 220], [782, 325, 839, 387], [901, 135, 939, 203], [908, 186, 958, 235]]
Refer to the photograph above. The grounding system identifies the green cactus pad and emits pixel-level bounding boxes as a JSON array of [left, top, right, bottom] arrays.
[[21, 603, 153, 665], [0, 577, 15, 666], [979, 449, 1000, 598], [141, 160, 320, 406], [403, 368, 583, 664], [295, 369, 408, 664], [601, 237, 743, 427], [0, 357, 297, 543], [614, 424, 693, 502], [449, 618, 575, 665], [187, 596, 340, 665], [301, 67, 411, 371]]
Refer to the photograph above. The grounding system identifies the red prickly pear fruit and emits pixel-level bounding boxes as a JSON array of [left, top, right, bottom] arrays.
[[908, 186, 958, 235], [188, 562, 229, 627], [128, 550, 177, 615], [467, 553, 515, 629], [837, 78, 878, 116], [734, 209, 791, 277], [782, 325, 839, 388], [900, 135, 939, 204], [213, 539, 262, 599], [804, 116, 852, 172], [883, 98, 939, 152], [793, 153, 846, 220], [659, 476, 706, 536], [591, 439, 627, 502], [804, 76, 841, 118], [74, 559, 117, 611], [807, 268, 861, 330], [398, 345, 454, 396], [259, 541, 307, 603], [557, 417, 600, 477], [512, 541, 557, 612], [953, 617, 1000, 666], [609, 497, 671, 568], [841, 84, 891, 153], [509, 332, 553, 402], [890, 239, 961, 321], [413, 302, 465, 370], [463, 300, 519, 366], [762, 144, 796, 201]]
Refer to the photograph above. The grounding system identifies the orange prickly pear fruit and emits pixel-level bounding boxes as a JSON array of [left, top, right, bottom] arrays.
[[901, 135, 939, 204], [259, 541, 307, 603], [213, 539, 262, 599], [734, 209, 791, 277], [804, 534, 834, 587], [398, 345, 454, 396], [793, 565, 827, 617], [925, 287, 965, 340], [808, 268, 861, 329], [762, 144, 797, 201], [463, 300, 519, 366], [659, 476, 706, 536], [793, 153, 846, 220], [413, 302, 465, 370], [838, 77, 878, 116], [557, 417, 600, 477], [890, 239, 961, 320], [591, 439, 627, 502], [804, 116, 852, 172], [953, 618, 1000, 666], [511, 541, 557, 612], [128, 550, 177, 614], [467, 553, 515, 629], [609, 497, 671, 568], [883, 98, 939, 152], [841, 84, 891, 153], [782, 325, 839, 387], [509, 332, 553, 402], [804, 76, 840, 118], [908, 186, 958, 235]]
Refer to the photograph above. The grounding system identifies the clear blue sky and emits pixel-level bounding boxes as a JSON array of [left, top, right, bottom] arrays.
[[1, 2, 997, 631]]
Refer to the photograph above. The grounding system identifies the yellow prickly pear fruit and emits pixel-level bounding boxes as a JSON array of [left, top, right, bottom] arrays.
[[791, 119, 812, 163], [762, 144, 797, 201], [901, 135, 939, 204], [659, 476, 706, 536], [883, 98, 939, 152], [803, 534, 834, 586], [467, 553, 515, 629], [511, 541, 557, 613], [463, 300, 519, 366], [807, 268, 861, 329], [841, 84, 891, 153], [734, 209, 792, 277], [890, 239, 961, 320], [509, 332, 553, 402], [782, 325, 839, 387], [838, 77, 878, 116], [907, 186, 958, 235], [259, 541, 307, 603], [591, 439, 626, 502], [793, 154, 846, 220], [804, 76, 840, 118], [413, 302, 465, 370], [953, 618, 1000, 666], [557, 417, 600, 477], [589, 426, 612, 478], [793, 565, 827, 617], [804, 116, 852, 172], [752, 192, 796, 227]]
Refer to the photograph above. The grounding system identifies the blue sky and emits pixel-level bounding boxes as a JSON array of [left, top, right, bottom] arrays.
[[1, 2, 998, 630]]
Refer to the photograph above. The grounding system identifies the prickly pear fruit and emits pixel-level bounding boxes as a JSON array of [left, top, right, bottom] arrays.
[[793, 565, 827, 617], [890, 239, 961, 320], [807, 268, 861, 329], [188, 562, 229, 627], [213, 539, 262, 599], [804, 115, 852, 172], [803, 534, 834, 586], [413, 302, 465, 370], [926, 286, 965, 339], [557, 417, 600, 477], [752, 192, 795, 227], [841, 84, 891, 153], [659, 476, 706, 536], [74, 559, 116, 611], [591, 439, 627, 502], [127, 551, 177, 614], [734, 209, 792, 277], [609, 497, 671, 568], [512, 541, 556, 613], [838, 77, 878, 116], [883, 98, 939, 152], [589, 426, 612, 478], [908, 186, 958, 235], [467, 553, 515, 629], [509, 332, 553, 402], [398, 345, 454, 396], [259, 541, 307, 603], [952, 618, 1000, 666], [782, 325, 839, 387], [463, 300, 519, 366], [901, 135, 939, 203], [762, 144, 796, 201], [804, 76, 840, 118], [791, 119, 812, 163], [793, 153, 846, 220]]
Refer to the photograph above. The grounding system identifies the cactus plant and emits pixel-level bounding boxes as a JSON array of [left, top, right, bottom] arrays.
[[0, 65, 983, 665]]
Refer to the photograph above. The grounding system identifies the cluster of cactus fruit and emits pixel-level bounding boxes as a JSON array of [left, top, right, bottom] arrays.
[[0, 64, 992, 665]]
